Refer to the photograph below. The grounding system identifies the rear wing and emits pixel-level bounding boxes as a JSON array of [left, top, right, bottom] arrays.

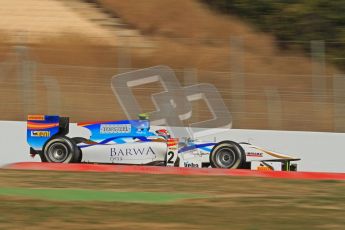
[[27, 115, 69, 150]]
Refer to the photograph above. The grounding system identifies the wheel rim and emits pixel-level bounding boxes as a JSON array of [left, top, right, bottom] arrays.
[[47, 142, 69, 163], [215, 147, 236, 168]]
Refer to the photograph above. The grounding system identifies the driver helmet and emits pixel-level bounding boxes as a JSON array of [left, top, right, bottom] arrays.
[[155, 129, 171, 139]]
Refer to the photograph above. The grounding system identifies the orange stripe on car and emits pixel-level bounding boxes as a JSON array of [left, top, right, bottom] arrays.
[[27, 122, 59, 130]]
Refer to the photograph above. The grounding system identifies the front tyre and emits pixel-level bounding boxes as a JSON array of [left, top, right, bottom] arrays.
[[209, 141, 245, 169], [43, 136, 81, 163]]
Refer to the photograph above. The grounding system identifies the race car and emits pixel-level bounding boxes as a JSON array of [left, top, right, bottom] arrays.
[[27, 114, 300, 171]]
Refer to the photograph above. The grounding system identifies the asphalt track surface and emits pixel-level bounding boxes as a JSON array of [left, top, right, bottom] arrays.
[[5, 162, 345, 181]]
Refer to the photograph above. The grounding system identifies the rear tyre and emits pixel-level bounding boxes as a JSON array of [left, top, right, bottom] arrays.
[[209, 141, 245, 169], [43, 136, 80, 163]]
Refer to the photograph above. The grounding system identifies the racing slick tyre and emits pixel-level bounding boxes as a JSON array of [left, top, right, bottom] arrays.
[[43, 136, 81, 163], [209, 141, 245, 169]]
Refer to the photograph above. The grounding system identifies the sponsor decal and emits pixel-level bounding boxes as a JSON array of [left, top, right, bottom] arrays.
[[109, 146, 156, 162], [28, 115, 45, 121], [31, 131, 50, 137], [168, 146, 178, 150], [183, 162, 200, 168], [246, 152, 263, 157], [257, 166, 273, 171], [100, 124, 131, 134]]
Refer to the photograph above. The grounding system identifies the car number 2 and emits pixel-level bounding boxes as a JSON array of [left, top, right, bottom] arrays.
[[166, 150, 177, 166]]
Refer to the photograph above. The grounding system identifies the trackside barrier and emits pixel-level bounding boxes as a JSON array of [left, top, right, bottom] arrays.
[[2, 121, 345, 172], [4, 162, 345, 181]]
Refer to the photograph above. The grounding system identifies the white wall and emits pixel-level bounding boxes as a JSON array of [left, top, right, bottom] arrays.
[[1, 121, 344, 172], [0, 121, 89, 166], [197, 128, 345, 173]]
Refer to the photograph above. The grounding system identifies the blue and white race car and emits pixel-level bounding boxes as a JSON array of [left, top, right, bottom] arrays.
[[27, 114, 300, 171]]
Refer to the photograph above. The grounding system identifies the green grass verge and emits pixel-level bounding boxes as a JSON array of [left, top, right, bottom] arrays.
[[0, 187, 204, 203]]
